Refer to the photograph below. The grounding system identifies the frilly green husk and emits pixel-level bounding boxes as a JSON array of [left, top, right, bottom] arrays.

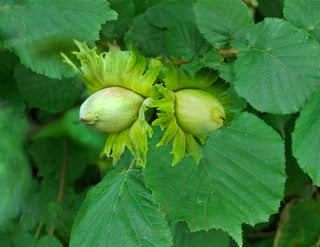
[[62, 41, 161, 167], [152, 64, 233, 165]]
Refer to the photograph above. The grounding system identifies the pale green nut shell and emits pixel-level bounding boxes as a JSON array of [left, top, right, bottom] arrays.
[[174, 89, 225, 135], [80, 87, 144, 133]]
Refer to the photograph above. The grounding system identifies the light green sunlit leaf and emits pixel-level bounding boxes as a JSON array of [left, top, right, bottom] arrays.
[[69, 168, 172, 247], [292, 91, 320, 186], [0, 0, 117, 78], [234, 18, 320, 114], [144, 113, 286, 245]]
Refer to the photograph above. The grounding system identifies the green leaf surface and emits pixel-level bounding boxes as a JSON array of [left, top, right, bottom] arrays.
[[144, 2, 195, 28], [284, 0, 320, 42], [194, 0, 254, 48], [36, 235, 63, 247], [292, 91, 320, 186], [144, 113, 286, 245], [15, 65, 81, 113], [171, 221, 230, 247], [100, 0, 135, 41], [69, 168, 172, 247], [125, 14, 168, 57], [0, 0, 117, 78], [165, 22, 210, 62], [274, 200, 320, 247], [0, 106, 33, 231], [234, 18, 320, 114]]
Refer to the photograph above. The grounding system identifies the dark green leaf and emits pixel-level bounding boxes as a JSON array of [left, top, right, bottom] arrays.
[[144, 2, 195, 28], [15, 65, 81, 113], [125, 14, 168, 57], [36, 235, 63, 247], [194, 0, 254, 48], [70, 168, 172, 247], [0, 105, 34, 231], [100, 0, 135, 41], [0, 0, 117, 78], [234, 18, 320, 114], [257, 0, 284, 18], [274, 201, 320, 247], [165, 22, 210, 62], [292, 91, 320, 186], [171, 221, 230, 247], [144, 113, 286, 245], [284, 0, 320, 42]]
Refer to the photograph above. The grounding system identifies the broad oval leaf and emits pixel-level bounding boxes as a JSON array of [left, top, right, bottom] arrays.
[[69, 168, 172, 247], [194, 0, 254, 48], [234, 18, 320, 114], [0, 0, 117, 79], [144, 113, 286, 246], [284, 0, 320, 42], [292, 91, 320, 185]]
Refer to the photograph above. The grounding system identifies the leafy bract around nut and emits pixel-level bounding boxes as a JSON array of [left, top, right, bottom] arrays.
[[62, 41, 161, 167], [152, 64, 232, 165]]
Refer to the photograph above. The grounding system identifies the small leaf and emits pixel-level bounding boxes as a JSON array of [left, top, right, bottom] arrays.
[[194, 0, 254, 48], [144, 113, 286, 245], [69, 168, 172, 247], [292, 91, 320, 186], [0, 0, 117, 78], [284, 0, 320, 42], [234, 18, 320, 114]]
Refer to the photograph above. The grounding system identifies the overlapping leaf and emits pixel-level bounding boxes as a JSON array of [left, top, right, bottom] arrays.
[[144, 113, 286, 245], [194, 0, 254, 48], [14, 65, 81, 113], [235, 18, 320, 114], [292, 91, 320, 185], [284, 0, 320, 42], [69, 168, 172, 247], [0, 0, 117, 78]]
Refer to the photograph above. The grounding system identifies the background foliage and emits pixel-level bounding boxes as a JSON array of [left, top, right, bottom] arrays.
[[1, 0, 320, 246]]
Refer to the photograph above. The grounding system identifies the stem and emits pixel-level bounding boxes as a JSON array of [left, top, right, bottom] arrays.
[[35, 221, 44, 239], [216, 48, 238, 56], [50, 143, 69, 236]]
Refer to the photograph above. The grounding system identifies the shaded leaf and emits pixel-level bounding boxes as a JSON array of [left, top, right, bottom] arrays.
[[125, 14, 168, 57], [274, 200, 320, 247], [165, 22, 210, 62], [15, 64, 81, 113], [284, 0, 320, 42], [36, 235, 63, 247], [171, 221, 230, 247], [292, 91, 320, 186]]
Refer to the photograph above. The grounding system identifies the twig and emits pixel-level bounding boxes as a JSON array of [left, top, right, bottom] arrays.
[[216, 48, 239, 56], [50, 143, 69, 236], [246, 231, 276, 239]]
